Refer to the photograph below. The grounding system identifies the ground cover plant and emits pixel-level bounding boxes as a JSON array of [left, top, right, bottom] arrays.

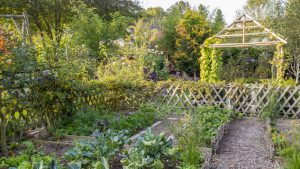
[[51, 103, 173, 137]]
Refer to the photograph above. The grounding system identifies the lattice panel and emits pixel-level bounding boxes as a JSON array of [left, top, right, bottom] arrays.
[[161, 84, 300, 118]]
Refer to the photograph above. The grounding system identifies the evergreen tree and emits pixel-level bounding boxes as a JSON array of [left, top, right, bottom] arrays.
[[212, 9, 226, 35]]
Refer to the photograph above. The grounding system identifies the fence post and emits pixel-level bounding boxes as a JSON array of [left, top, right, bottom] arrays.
[[226, 98, 233, 110]]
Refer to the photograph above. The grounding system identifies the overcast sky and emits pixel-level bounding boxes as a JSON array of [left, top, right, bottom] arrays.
[[139, 0, 248, 24]]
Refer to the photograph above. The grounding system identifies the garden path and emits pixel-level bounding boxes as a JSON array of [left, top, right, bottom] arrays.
[[210, 118, 276, 169]]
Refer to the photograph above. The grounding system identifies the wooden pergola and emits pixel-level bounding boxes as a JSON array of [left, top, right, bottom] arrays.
[[210, 13, 287, 48]]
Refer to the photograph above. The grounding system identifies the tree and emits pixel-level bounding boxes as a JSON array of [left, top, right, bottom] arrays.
[[284, 0, 300, 83], [211, 9, 226, 35], [243, 0, 272, 21], [83, 0, 142, 20], [175, 9, 210, 77], [142, 7, 165, 29], [0, 0, 74, 59], [159, 2, 187, 55], [198, 4, 209, 19]]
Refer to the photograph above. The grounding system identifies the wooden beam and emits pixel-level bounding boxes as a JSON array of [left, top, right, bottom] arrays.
[[225, 26, 262, 31], [216, 32, 271, 38], [234, 19, 253, 23], [209, 41, 283, 48], [245, 14, 287, 44], [0, 15, 25, 19]]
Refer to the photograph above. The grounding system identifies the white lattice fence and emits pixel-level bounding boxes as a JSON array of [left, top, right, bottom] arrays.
[[161, 84, 300, 118]]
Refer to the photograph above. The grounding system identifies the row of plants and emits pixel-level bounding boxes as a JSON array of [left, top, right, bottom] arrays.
[[0, 75, 156, 155], [0, 141, 60, 168], [0, 129, 174, 169], [1, 105, 233, 169], [171, 106, 236, 169], [52, 104, 160, 137]]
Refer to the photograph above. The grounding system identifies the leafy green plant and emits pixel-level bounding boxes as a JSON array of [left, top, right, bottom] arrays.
[[65, 129, 130, 168], [121, 129, 177, 169], [0, 141, 60, 169], [193, 106, 232, 145], [286, 151, 300, 169]]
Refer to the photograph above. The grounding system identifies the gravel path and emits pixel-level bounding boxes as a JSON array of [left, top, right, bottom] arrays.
[[210, 118, 275, 169]]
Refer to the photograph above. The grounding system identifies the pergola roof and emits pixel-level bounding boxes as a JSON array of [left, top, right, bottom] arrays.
[[210, 14, 287, 48]]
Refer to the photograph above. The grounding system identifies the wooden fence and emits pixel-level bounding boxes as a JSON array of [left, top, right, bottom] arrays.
[[161, 84, 300, 118]]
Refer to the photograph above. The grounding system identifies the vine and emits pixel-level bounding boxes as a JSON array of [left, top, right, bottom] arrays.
[[200, 37, 223, 83], [271, 43, 287, 83]]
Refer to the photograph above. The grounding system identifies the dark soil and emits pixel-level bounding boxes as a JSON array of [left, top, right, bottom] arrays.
[[210, 118, 275, 169]]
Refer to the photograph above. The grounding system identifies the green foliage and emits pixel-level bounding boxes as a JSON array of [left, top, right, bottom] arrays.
[[159, 4, 182, 55], [272, 124, 300, 169], [271, 43, 287, 83], [82, 0, 142, 20], [65, 129, 130, 168], [260, 90, 280, 120], [70, 2, 132, 58], [121, 129, 177, 169], [175, 9, 210, 76], [200, 37, 223, 83], [54, 104, 157, 136], [144, 51, 170, 80], [286, 151, 300, 169], [173, 106, 233, 168], [211, 9, 226, 35], [0, 141, 60, 169], [192, 106, 232, 146], [110, 106, 156, 135]]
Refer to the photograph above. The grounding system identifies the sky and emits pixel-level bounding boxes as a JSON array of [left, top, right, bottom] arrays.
[[139, 0, 248, 24]]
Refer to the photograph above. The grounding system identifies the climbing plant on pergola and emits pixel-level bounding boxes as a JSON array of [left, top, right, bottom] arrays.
[[200, 14, 287, 83]]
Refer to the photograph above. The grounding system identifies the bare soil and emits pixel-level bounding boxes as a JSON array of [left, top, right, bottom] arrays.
[[210, 118, 275, 169]]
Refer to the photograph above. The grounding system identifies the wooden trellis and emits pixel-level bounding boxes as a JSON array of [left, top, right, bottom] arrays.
[[161, 84, 300, 118], [0, 12, 32, 43]]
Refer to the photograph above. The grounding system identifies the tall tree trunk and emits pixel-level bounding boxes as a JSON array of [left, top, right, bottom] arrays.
[[0, 90, 8, 156]]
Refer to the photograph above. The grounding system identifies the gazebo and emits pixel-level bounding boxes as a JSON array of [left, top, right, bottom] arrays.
[[200, 14, 287, 83]]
